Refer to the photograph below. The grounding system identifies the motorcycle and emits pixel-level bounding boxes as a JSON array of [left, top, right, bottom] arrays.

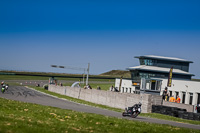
[[2, 86, 5, 93], [122, 102, 142, 118], [5, 84, 8, 90], [1, 84, 8, 93]]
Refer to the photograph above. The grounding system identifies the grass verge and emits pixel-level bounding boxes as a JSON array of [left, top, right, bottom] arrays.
[[0, 75, 115, 82], [0, 97, 199, 133]]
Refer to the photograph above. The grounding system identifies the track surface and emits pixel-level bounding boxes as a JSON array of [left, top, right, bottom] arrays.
[[1, 86, 200, 130]]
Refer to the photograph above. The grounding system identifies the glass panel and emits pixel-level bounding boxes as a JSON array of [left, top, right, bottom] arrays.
[[156, 81, 162, 91], [169, 91, 172, 96], [197, 93, 200, 105], [182, 92, 186, 104], [151, 80, 156, 90]]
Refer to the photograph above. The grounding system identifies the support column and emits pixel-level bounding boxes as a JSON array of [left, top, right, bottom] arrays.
[[185, 92, 190, 104], [193, 93, 198, 105]]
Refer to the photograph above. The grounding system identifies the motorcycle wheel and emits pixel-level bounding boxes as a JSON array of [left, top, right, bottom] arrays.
[[122, 112, 126, 117], [131, 112, 139, 118]]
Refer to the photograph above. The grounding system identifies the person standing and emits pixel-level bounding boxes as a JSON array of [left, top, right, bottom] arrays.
[[110, 85, 114, 91], [169, 95, 175, 102], [162, 87, 168, 101], [176, 95, 181, 103]]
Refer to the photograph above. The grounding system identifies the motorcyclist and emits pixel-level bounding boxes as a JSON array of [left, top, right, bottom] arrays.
[[1, 81, 4, 85], [5, 84, 8, 90], [1, 83, 6, 93], [126, 102, 142, 114]]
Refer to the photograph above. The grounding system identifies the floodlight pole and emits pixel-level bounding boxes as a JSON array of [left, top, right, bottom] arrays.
[[82, 69, 85, 84], [86, 63, 90, 86], [51, 63, 90, 86]]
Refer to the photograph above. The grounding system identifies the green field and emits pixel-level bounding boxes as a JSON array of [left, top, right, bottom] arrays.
[[0, 71, 116, 82], [0, 97, 199, 133]]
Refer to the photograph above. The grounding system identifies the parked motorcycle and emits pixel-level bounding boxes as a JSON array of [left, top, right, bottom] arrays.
[[122, 102, 142, 118]]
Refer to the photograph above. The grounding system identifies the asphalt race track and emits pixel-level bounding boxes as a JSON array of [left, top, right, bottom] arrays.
[[1, 86, 200, 130]]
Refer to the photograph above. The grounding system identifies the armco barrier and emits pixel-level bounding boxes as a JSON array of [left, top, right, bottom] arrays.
[[163, 101, 194, 112], [49, 85, 160, 113], [152, 105, 200, 121]]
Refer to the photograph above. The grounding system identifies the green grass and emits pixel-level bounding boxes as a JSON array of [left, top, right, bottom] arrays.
[[80, 83, 113, 91], [0, 75, 49, 80], [0, 97, 199, 133], [62, 82, 113, 91], [0, 71, 116, 82], [29, 86, 200, 126], [0, 75, 115, 83], [141, 113, 200, 125]]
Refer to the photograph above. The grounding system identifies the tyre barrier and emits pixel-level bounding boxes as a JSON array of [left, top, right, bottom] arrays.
[[152, 105, 200, 121]]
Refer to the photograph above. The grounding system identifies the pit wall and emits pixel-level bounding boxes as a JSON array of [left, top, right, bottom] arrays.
[[49, 85, 160, 113]]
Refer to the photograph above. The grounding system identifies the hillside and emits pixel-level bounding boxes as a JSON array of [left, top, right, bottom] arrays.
[[100, 70, 131, 78]]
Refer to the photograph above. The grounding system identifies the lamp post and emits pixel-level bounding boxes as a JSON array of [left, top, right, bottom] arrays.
[[51, 63, 90, 85], [86, 63, 90, 86]]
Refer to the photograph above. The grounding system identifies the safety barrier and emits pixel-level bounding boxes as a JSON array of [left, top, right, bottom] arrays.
[[152, 105, 200, 121]]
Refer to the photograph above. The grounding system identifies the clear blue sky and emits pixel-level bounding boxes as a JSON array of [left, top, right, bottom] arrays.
[[0, 0, 200, 78]]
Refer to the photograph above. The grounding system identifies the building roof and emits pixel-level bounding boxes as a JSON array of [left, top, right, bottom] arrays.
[[127, 65, 195, 76], [135, 55, 193, 63]]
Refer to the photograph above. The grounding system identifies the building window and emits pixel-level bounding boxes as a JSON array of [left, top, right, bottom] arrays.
[[189, 93, 193, 105], [169, 91, 172, 97], [144, 59, 154, 66], [198, 93, 200, 105], [175, 92, 179, 99], [182, 92, 186, 104]]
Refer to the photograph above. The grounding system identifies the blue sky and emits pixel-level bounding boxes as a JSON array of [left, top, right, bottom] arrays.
[[0, 0, 200, 78]]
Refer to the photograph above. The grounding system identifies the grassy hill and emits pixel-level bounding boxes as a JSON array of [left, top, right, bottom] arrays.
[[100, 70, 131, 78]]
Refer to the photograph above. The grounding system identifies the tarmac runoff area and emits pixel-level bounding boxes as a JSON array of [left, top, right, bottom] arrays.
[[0, 86, 200, 130]]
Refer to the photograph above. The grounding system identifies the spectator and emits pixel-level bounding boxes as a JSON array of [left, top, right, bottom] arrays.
[[97, 86, 101, 90], [84, 86, 87, 89], [176, 95, 181, 103], [169, 95, 175, 102], [162, 87, 168, 101], [88, 85, 92, 89], [110, 85, 114, 91]]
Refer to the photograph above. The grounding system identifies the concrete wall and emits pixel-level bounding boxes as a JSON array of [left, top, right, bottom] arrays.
[[49, 85, 157, 113], [49, 85, 194, 113]]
